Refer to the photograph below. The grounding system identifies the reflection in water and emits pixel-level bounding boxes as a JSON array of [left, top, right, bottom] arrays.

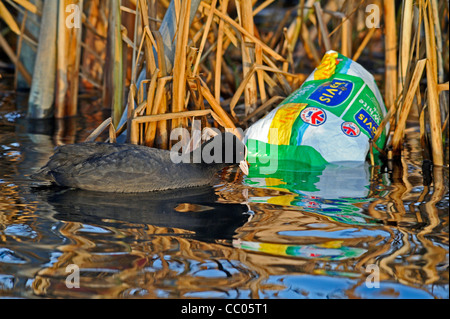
[[29, 186, 252, 298], [0, 89, 448, 298], [243, 162, 383, 226], [42, 187, 250, 243], [231, 158, 448, 298]]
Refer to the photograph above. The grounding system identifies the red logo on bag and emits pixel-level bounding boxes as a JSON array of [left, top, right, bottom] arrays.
[[300, 107, 326, 126], [341, 121, 360, 137], [307, 201, 320, 208]]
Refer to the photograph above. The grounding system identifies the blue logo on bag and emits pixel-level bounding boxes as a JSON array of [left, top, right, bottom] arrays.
[[308, 79, 354, 107], [355, 109, 378, 138]]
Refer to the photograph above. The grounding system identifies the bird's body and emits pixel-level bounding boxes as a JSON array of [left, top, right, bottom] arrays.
[[32, 133, 248, 193]]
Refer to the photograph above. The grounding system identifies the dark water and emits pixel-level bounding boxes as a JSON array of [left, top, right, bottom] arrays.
[[0, 77, 448, 299]]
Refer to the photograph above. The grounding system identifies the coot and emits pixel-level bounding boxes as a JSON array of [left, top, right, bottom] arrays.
[[32, 132, 248, 193]]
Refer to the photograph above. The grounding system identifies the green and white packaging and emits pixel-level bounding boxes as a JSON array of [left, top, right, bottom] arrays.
[[244, 50, 388, 170]]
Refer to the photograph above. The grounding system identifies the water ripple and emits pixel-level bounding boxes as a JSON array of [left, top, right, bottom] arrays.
[[0, 248, 27, 264]]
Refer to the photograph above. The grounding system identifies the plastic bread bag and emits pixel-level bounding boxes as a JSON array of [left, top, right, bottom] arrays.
[[244, 50, 389, 174]]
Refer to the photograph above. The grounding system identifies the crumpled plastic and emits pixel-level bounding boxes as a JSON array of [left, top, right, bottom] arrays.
[[244, 50, 388, 171]]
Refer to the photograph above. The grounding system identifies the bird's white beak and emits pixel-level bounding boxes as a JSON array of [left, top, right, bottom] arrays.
[[239, 144, 249, 175], [239, 160, 249, 175]]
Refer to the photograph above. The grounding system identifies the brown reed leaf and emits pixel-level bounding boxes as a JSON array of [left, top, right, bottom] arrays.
[[313, 2, 332, 52], [85, 117, 113, 142], [391, 59, 427, 153], [172, 0, 192, 130], [214, 0, 229, 102], [237, 0, 258, 116], [198, 78, 242, 139], [383, 0, 398, 110]]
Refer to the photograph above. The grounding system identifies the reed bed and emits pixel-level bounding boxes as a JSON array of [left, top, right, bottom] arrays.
[[0, 0, 448, 166]]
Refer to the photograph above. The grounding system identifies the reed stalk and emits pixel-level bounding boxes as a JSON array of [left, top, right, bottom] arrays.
[[313, 2, 331, 52], [214, 0, 228, 102], [55, 0, 83, 119], [199, 78, 242, 139], [430, 0, 448, 125], [398, 0, 413, 95], [341, 0, 352, 57], [352, 27, 376, 61], [237, 0, 258, 116], [27, 0, 57, 119], [423, 0, 444, 166], [172, 0, 191, 130], [14, 0, 40, 90], [104, 0, 124, 127], [192, 0, 217, 76], [300, 19, 321, 65], [426, 60, 444, 166], [134, 109, 213, 124], [85, 117, 114, 142], [383, 0, 398, 110], [159, 0, 202, 72], [255, 43, 267, 104], [391, 59, 427, 153], [13, 8, 27, 89], [138, 0, 158, 75], [145, 75, 172, 147], [0, 31, 32, 85]]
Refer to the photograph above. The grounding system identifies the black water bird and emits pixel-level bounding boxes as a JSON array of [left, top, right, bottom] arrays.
[[32, 132, 248, 193]]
